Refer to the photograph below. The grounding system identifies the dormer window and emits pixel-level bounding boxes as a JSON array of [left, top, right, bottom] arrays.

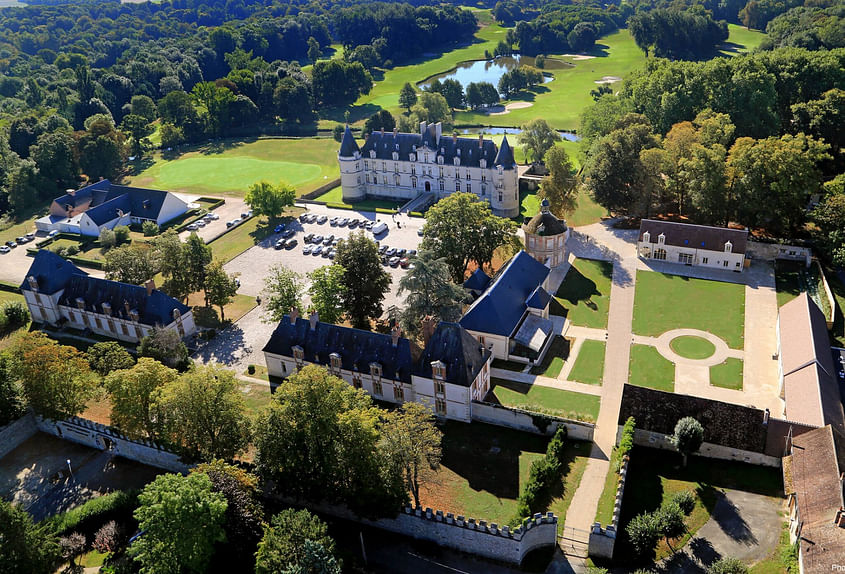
[[329, 352, 341, 374], [410, 153, 416, 162], [369, 150, 376, 159], [454, 157, 461, 167], [657, 233, 665, 245], [642, 231, 650, 243], [370, 362, 382, 379], [480, 159, 487, 169], [437, 156, 443, 165], [424, 153, 429, 163], [724, 241, 732, 253], [395, 143, 399, 151], [432, 360, 446, 380], [392, 152, 398, 161], [293, 345, 304, 366]]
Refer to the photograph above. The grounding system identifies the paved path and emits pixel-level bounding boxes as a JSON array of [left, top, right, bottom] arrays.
[[492, 367, 603, 396]]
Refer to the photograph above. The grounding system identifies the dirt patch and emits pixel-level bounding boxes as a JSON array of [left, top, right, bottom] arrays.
[[594, 76, 622, 84]]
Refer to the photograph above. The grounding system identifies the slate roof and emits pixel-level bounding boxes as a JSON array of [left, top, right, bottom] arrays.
[[638, 219, 748, 255], [463, 268, 491, 292], [526, 286, 552, 309], [59, 274, 189, 327], [53, 180, 178, 223], [20, 249, 87, 294], [788, 425, 845, 574], [358, 126, 508, 169], [415, 322, 491, 387], [460, 250, 550, 337], [84, 193, 132, 225], [338, 125, 360, 157], [493, 134, 516, 170], [263, 317, 415, 383], [52, 179, 111, 211]]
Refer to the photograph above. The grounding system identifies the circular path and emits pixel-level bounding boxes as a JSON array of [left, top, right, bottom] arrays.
[[652, 328, 738, 367]]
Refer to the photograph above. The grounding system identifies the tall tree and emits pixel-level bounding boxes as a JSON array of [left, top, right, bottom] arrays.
[[381, 403, 442, 508], [363, 110, 396, 136], [311, 60, 372, 108], [811, 182, 845, 266], [422, 192, 518, 283], [138, 327, 190, 370], [29, 131, 78, 192], [334, 231, 391, 330], [0, 355, 24, 427], [105, 358, 177, 441], [671, 417, 704, 467], [540, 145, 578, 216], [76, 115, 127, 180], [204, 261, 239, 321], [153, 231, 192, 302], [244, 181, 296, 219], [104, 244, 159, 285], [0, 500, 60, 574], [87, 341, 135, 377], [307, 264, 346, 324], [399, 82, 418, 113], [130, 473, 227, 574], [255, 509, 337, 574], [397, 249, 465, 335], [185, 232, 212, 298], [159, 364, 251, 461], [263, 264, 304, 323], [519, 118, 560, 164]]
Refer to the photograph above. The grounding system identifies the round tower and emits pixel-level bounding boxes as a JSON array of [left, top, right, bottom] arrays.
[[523, 198, 569, 268], [337, 125, 366, 203]]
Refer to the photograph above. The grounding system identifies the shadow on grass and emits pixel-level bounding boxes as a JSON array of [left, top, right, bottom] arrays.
[[586, 43, 611, 58], [554, 265, 602, 306], [197, 137, 257, 156], [319, 103, 382, 124], [127, 156, 156, 176]]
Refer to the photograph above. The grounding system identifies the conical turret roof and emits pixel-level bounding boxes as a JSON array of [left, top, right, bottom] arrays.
[[338, 125, 360, 157], [494, 134, 516, 170]]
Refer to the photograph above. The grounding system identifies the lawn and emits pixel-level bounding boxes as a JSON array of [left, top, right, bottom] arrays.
[[489, 378, 600, 422], [669, 336, 716, 360], [616, 447, 783, 564], [629, 344, 675, 392], [313, 185, 405, 211], [126, 138, 339, 197], [239, 381, 272, 419], [720, 24, 767, 55], [632, 271, 746, 349], [0, 206, 45, 245], [419, 420, 590, 530], [519, 187, 607, 230], [568, 339, 605, 385], [529, 336, 570, 378], [551, 258, 614, 329], [828, 269, 845, 347], [190, 293, 257, 329], [710, 358, 744, 390]]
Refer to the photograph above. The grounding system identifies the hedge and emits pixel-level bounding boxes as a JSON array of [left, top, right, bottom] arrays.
[[197, 197, 225, 210], [0, 280, 21, 294], [43, 489, 140, 538], [68, 255, 104, 270], [512, 426, 568, 525]]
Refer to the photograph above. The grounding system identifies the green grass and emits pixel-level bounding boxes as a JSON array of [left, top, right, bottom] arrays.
[[519, 187, 607, 229], [595, 461, 621, 527], [529, 336, 570, 378], [827, 268, 845, 347], [669, 335, 716, 360], [191, 293, 257, 328], [710, 358, 744, 390], [749, 519, 799, 574], [721, 24, 767, 55], [313, 185, 405, 211], [774, 260, 832, 320], [551, 258, 613, 329], [632, 271, 746, 349], [239, 381, 272, 419], [490, 378, 600, 422], [0, 290, 24, 305], [126, 138, 339, 197], [421, 420, 589, 529], [617, 446, 783, 564], [629, 344, 675, 392], [568, 339, 605, 385]]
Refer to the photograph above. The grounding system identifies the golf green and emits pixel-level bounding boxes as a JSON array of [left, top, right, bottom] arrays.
[[150, 157, 322, 193], [669, 336, 716, 360]]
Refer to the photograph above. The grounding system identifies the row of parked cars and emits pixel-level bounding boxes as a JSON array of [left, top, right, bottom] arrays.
[[0, 232, 35, 253], [378, 243, 416, 268], [299, 212, 387, 235], [185, 211, 220, 231]]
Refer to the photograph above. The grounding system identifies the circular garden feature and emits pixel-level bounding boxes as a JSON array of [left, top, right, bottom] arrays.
[[669, 335, 716, 360]]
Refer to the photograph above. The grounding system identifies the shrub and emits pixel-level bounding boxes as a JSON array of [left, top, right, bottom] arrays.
[[113, 225, 130, 245], [99, 228, 117, 249], [60, 532, 86, 566], [707, 557, 749, 574], [511, 427, 567, 524], [142, 221, 160, 236], [92, 521, 122, 554], [332, 124, 344, 142], [655, 502, 686, 541], [2, 301, 30, 327], [44, 490, 139, 537], [626, 512, 661, 558], [247, 364, 256, 375], [671, 490, 696, 515]]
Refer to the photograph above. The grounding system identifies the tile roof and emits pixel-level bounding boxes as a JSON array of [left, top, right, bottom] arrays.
[[638, 219, 748, 255], [358, 126, 508, 169], [788, 425, 845, 574], [20, 250, 88, 294], [460, 251, 550, 337], [416, 322, 491, 387]]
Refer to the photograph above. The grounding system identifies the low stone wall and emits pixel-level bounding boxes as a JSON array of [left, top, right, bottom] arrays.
[[588, 455, 629, 560], [746, 241, 812, 264], [34, 415, 190, 473], [631, 428, 781, 467], [0, 414, 38, 459], [815, 259, 836, 329], [470, 400, 595, 441]]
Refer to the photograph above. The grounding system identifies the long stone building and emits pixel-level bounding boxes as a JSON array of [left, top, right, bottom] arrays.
[[338, 122, 519, 218]]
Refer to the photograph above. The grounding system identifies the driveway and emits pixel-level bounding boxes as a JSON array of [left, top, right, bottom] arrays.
[[175, 193, 247, 243]]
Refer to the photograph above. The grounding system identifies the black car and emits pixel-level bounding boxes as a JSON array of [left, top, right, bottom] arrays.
[[323, 234, 335, 245], [285, 238, 298, 249], [274, 239, 285, 250], [396, 248, 407, 258], [282, 229, 295, 238], [304, 233, 314, 243], [347, 219, 359, 229], [299, 214, 309, 223], [379, 245, 389, 255], [312, 235, 323, 244]]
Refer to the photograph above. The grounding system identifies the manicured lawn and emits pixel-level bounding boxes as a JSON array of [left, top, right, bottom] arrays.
[[240, 381, 272, 419], [827, 269, 845, 347], [0, 290, 24, 305], [529, 336, 570, 378], [490, 378, 600, 422], [519, 187, 607, 229], [126, 138, 339, 197], [629, 344, 675, 392], [669, 335, 716, 360], [207, 208, 302, 264], [313, 185, 405, 211], [617, 447, 783, 564], [774, 260, 832, 320], [595, 460, 621, 527], [710, 358, 744, 390], [190, 293, 257, 329], [632, 271, 746, 349], [721, 24, 767, 55], [552, 258, 613, 329], [568, 339, 605, 386], [419, 420, 589, 530]]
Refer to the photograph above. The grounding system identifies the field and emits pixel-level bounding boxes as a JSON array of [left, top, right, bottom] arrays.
[[489, 378, 600, 422], [721, 24, 767, 55], [568, 340, 605, 386], [126, 138, 339, 197], [632, 271, 746, 349], [629, 344, 675, 392], [551, 258, 614, 329]]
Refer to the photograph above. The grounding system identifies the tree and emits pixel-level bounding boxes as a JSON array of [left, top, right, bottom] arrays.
[[263, 264, 304, 323], [398, 249, 465, 335], [433, 78, 464, 109], [191, 461, 264, 571], [311, 60, 372, 108], [130, 95, 158, 123], [307, 265, 346, 324], [671, 417, 704, 467], [0, 500, 60, 574], [626, 512, 661, 559], [2, 301, 30, 328], [399, 82, 417, 113], [540, 145, 578, 216], [244, 181, 296, 219], [76, 115, 127, 180], [158, 364, 251, 461], [7, 159, 47, 211], [0, 355, 24, 427], [130, 473, 227, 574], [204, 261, 239, 321], [191, 82, 236, 136], [708, 557, 749, 574], [255, 509, 337, 574], [105, 358, 177, 440], [363, 110, 396, 136], [138, 327, 190, 370], [30, 131, 78, 192], [811, 184, 845, 266], [152, 231, 191, 302], [655, 502, 686, 547], [274, 77, 314, 125], [254, 365, 405, 516], [334, 231, 391, 330], [518, 119, 560, 164], [284, 540, 342, 574], [422, 192, 517, 283], [121, 114, 153, 157], [568, 22, 597, 52], [185, 232, 212, 297], [142, 221, 160, 236], [92, 521, 122, 554], [104, 244, 159, 285], [307, 36, 321, 63], [60, 532, 86, 569], [404, 91, 452, 131], [381, 403, 442, 508], [87, 341, 135, 377], [11, 332, 95, 421]]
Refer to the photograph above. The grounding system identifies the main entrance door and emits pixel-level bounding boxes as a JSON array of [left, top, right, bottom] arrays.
[[424, 181, 431, 192]]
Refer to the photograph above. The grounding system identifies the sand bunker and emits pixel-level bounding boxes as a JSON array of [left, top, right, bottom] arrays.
[[561, 54, 596, 61], [594, 76, 622, 84], [488, 101, 534, 115]]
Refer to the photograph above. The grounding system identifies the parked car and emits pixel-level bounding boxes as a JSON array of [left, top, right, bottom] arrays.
[[312, 235, 323, 244], [337, 218, 348, 227], [274, 224, 285, 233], [378, 244, 389, 255], [285, 238, 297, 249], [372, 222, 389, 235], [203, 213, 215, 220], [208, 213, 220, 220], [186, 223, 199, 231], [328, 250, 336, 260], [281, 229, 295, 238], [347, 219, 359, 229], [312, 245, 323, 256], [48, 230, 59, 237], [304, 233, 314, 243], [25, 232, 35, 241], [396, 248, 407, 258], [385, 247, 397, 257], [329, 217, 339, 226], [299, 214, 309, 223], [317, 215, 328, 224], [323, 234, 334, 245], [322, 248, 332, 258], [6, 241, 17, 248], [303, 244, 314, 255], [332, 238, 340, 247], [0, 246, 9, 254], [195, 219, 206, 227], [389, 256, 401, 267], [400, 257, 410, 268], [408, 249, 417, 258], [363, 221, 374, 230], [381, 255, 389, 265], [417, 228, 424, 236], [274, 239, 285, 250], [15, 236, 26, 244]]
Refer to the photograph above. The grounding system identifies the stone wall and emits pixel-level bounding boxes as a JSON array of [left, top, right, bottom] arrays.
[[631, 428, 781, 467], [471, 400, 595, 440], [0, 414, 38, 459], [588, 455, 629, 560], [746, 241, 812, 264]]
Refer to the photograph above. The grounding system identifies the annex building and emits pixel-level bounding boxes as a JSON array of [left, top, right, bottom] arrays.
[[637, 219, 748, 272], [21, 250, 196, 343], [36, 179, 189, 237], [338, 122, 520, 218], [262, 311, 492, 422]]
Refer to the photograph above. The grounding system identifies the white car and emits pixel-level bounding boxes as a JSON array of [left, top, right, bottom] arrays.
[[48, 230, 59, 237], [208, 213, 220, 220], [0, 246, 10, 254], [186, 223, 199, 231]]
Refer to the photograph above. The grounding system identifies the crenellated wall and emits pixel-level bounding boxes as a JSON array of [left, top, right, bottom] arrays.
[[588, 455, 629, 559]]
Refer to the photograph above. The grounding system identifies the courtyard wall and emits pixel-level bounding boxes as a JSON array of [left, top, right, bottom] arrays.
[[471, 400, 595, 440], [0, 414, 38, 459]]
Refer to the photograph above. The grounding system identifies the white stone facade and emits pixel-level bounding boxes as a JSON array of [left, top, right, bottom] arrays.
[[637, 231, 746, 272]]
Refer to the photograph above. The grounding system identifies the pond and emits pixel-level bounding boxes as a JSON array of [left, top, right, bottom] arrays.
[[459, 127, 580, 142], [419, 54, 571, 92]]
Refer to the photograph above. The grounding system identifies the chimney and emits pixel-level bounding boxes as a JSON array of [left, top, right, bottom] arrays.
[[124, 300, 131, 317], [289, 307, 299, 324], [101, 302, 112, 316], [391, 325, 402, 347], [420, 121, 427, 135], [434, 122, 442, 144], [26, 276, 38, 292], [309, 309, 319, 331], [145, 279, 155, 296], [75, 297, 85, 310], [453, 133, 457, 144], [66, 188, 75, 197], [478, 134, 483, 148], [393, 127, 398, 137], [421, 315, 438, 346]]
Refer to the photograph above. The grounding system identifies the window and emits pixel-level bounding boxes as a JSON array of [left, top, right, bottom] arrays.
[[382, 175, 387, 185], [642, 231, 650, 243], [293, 345, 305, 367], [411, 176, 417, 188], [394, 174, 400, 186], [424, 153, 429, 163], [34, 293, 42, 306], [364, 160, 369, 170], [466, 171, 470, 180], [353, 374, 362, 389], [498, 193, 503, 202], [94, 317, 102, 329], [678, 253, 693, 265], [355, 162, 359, 170], [456, 181, 461, 192], [370, 362, 382, 379], [393, 385, 404, 402], [382, 161, 386, 171], [723, 260, 729, 268], [330, 352, 341, 374], [654, 248, 667, 260], [481, 173, 486, 182], [724, 241, 732, 253], [366, 174, 371, 183], [466, 183, 471, 193], [481, 184, 486, 195], [434, 380, 445, 395], [439, 166, 443, 178], [394, 162, 399, 172], [432, 361, 446, 379], [372, 380, 383, 396], [32, 306, 41, 320], [735, 262, 741, 269], [657, 233, 665, 245], [435, 397, 447, 416], [411, 165, 416, 175], [121, 323, 129, 336], [134, 326, 143, 340]]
